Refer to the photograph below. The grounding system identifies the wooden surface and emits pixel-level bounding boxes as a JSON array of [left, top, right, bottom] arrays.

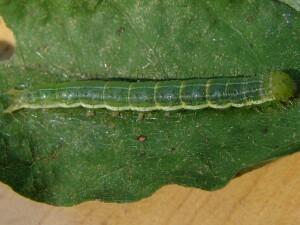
[[0, 152, 300, 225], [0, 16, 15, 61]]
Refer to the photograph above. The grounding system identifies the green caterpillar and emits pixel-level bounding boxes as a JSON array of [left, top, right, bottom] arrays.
[[3, 72, 297, 113]]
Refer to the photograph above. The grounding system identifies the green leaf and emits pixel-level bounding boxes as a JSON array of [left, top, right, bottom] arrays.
[[0, 0, 299, 206]]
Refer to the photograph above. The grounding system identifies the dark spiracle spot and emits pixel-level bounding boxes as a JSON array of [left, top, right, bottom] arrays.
[[137, 135, 147, 142]]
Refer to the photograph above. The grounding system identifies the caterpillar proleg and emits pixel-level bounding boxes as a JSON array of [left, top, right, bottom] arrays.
[[4, 72, 297, 113]]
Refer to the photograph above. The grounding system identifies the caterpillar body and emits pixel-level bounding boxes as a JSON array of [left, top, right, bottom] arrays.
[[4, 72, 296, 113]]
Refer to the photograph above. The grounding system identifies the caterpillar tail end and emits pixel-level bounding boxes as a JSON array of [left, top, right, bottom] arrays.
[[2, 89, 23, 114], [3, 105, 20, 114], [270, 72, 297, 102]]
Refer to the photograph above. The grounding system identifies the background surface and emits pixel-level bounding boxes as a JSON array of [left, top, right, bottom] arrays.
[[0, 152, 299, 225]]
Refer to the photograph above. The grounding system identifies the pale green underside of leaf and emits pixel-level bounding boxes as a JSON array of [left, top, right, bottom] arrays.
[[0, 0, 299, 206]]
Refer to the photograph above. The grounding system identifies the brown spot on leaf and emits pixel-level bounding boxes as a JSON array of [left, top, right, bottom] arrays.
[[137, 135, 147, 142]]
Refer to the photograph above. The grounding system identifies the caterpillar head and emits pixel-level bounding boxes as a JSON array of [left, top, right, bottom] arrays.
[[270, 72, 297, 102]]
